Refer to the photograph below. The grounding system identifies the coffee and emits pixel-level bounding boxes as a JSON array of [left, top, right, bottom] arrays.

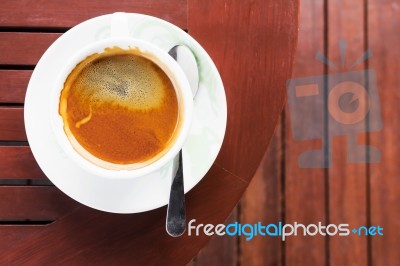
[[59, 47, 180, 167]]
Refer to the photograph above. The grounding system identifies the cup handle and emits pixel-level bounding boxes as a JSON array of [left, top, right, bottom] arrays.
[[111, 12, 130, 37]]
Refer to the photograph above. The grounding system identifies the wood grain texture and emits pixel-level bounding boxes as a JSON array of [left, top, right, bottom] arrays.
[[0, 165, 247, 265], [0, 226, 46, 252], [240, 121, 283, 266], [186, 259, 195, 266], [0, 71, 31, 103], [194, 209, 238, 266], [0, 108, 26, 141], [188, 0, 299, 181], [0, 146, 45, 179], [0, 33, 60, 65], [0, 0, 187, 29], [194, 1, 400, 265], [284, 0, 327, 265], [327, 0, 368, 265], [0, 186, 79, 221], [368, 1, 400, 265]]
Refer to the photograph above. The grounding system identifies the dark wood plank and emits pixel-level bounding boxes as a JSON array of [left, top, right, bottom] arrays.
[[0, 70, 31, 103], [328, 0, 368, 265], [0, 186, 79, 221], [0, 108, 26, 141], [0, 33, 60, 65], [0, 165, 247, 265], [0, 146, 45, 179], [0, 0, 187, 29], [194, 209, 238, 266], [188, 0, 299, 180], [284, 0, 326, 265], [368, 1, 400, 265], [240, 121, 283, 266]]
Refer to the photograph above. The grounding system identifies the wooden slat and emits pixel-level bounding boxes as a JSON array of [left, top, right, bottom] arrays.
[[0, 108, 25, 141], [368, 1, 400, 265], [0, 146, 45, 179], [0, 0, 187, 29], [193, 209, 238, 266], [240, 121, 283, 265], [0, 186, 79, 221], [0, 70, 31, 103], [188, 0, 299, 180], [0, 33, 60, 65], [328, 0, 368, 265], [284, 0, 326, 265]]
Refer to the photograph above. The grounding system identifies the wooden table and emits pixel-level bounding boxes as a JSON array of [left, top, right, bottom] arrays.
[[194, 1, 400, 265], [0, 0, 298, 264]]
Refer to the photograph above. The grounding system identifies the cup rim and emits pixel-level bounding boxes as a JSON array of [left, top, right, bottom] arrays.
[[50, 37, 193, 179]]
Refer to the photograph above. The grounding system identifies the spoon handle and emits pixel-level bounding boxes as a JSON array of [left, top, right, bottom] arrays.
[[166, 44, 198, 237], [166, 151, 186, 236]]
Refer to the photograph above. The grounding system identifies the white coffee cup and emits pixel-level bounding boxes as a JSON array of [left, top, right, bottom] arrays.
[[50, 30, 193, 179]]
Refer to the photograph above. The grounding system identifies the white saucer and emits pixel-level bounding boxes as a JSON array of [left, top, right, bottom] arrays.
[[24, 13, 227, 213]]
